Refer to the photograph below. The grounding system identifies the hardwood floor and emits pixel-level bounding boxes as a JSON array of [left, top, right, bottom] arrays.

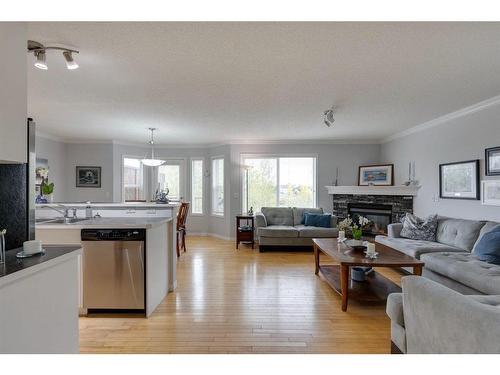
[[79, 236, 403, 354]]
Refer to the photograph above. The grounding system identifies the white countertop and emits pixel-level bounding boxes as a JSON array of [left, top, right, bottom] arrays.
[[36, 202, 180, 209], [36, 217, 172, 230]]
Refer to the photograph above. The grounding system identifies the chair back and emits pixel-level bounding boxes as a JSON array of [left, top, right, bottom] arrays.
[[176, 202, 190, 230]]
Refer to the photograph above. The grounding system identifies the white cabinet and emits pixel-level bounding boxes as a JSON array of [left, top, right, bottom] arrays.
[[0, 23, 27, 163]]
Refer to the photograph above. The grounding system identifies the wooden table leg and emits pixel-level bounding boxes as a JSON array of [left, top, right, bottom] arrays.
[[413, 264, 423, 276], [314, 244, 320, 275], [341, 264, 349, 312]]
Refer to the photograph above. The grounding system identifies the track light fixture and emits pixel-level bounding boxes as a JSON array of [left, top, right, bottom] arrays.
[[323, 105, 336, 127], [28, 40, 80, 71]]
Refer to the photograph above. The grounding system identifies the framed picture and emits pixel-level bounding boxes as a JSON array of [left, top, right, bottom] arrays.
[[485, 146, 500, 176], [482, 180, 500, 206], [76, 166, 101, 188], [439, 160, 480, 200], [358, 164, 394, 186]]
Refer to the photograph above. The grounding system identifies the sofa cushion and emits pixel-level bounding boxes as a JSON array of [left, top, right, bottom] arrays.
[[435, 217, 485, 251], [375, 235, 465, 259], [473, 227, 500, 265], [472, 221, 500, 253], [261, 207, 293, 226], [293, 207, 323, 226], [421, 252, 500, 295], [257, 225, 299, 238], [296, 225, 338, 238], [400, 213, 438, 241], [304, 213, 331, 228]]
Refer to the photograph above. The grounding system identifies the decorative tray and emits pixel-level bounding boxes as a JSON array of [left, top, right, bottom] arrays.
[[16, 249, 46, 259]]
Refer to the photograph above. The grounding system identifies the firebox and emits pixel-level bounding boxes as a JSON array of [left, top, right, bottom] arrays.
[[348, 203, 392, 236]]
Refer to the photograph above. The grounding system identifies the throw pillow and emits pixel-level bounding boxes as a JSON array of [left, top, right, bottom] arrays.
[[473, 227, 500, 265], [400, 213, 438, 241], [304, 213, 331, 228]]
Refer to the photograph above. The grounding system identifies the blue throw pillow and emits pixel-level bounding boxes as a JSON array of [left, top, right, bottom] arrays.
[[474, 227, 500, 265], [304, 213, 331, 228]]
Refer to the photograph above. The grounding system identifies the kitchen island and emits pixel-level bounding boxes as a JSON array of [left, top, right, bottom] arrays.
[[0, 245, 82, 353], [36, 203, 179, 317]]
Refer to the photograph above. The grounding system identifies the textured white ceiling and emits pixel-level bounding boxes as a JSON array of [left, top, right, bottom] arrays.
[[27, 22, 500, 145]]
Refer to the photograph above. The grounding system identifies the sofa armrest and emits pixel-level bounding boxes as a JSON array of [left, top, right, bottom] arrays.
[[255, 213, 267, 229], [402, 276, 500, 354], [386, 293, 404, 327], [330, 214, 338, 228], [387, 223, 403, 238]]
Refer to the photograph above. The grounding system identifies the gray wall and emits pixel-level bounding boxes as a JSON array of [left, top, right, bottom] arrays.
[[381, 103, 500, 222], [64, 143, 114, 203], [36, 136, 67, 202]]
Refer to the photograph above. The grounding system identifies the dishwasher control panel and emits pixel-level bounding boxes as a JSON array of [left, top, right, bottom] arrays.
[[81, 229, 146, 241]]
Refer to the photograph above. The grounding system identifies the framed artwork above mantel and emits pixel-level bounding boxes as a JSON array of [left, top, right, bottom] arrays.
[[358, 164, 394, 186]]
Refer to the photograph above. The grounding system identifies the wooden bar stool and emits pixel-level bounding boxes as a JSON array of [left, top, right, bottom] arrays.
[[176, 202, 190, 257]]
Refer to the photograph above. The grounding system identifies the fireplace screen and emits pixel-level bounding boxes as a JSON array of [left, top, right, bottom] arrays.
[[348, 203, 392, 235]]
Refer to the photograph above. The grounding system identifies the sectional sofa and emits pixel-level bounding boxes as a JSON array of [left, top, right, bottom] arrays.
[[376, 216, 500, 353], [255, 207, 338, 251]]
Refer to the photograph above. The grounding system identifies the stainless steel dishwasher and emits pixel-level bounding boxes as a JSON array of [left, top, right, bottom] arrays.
[[81, 229, 146, 312]]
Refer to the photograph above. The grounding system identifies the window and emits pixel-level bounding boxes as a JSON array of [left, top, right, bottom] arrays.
[[158, 165, 181, 199], [211, 158, 224, 216], [123, 157, 145, 201], [191, 159, 204, 214], [242, 156, 316, 212]]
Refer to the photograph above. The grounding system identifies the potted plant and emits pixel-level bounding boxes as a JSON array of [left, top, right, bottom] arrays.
[[41, 181, 55, 203], [338, 215, 371, 245]]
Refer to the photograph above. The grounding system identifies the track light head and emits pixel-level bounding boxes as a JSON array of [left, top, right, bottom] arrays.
[[323, 106, 336, 127], [63, 51, 79, 70], [34, 50, 48, 70]]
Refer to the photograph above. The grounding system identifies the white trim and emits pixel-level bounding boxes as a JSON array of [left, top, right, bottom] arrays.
[[382, 94, 500, 143], [326, 185, 421, 196]]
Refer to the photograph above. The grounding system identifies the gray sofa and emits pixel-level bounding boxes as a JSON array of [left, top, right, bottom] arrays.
[[255, 207, 338, 251], [376, 217, 500, 295], [387, 276, 500, 354]]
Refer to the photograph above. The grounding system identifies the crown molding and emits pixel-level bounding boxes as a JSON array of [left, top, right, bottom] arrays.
[[381, 94, 500, 144]]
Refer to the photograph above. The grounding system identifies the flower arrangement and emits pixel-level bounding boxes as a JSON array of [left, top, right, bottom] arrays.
[[338, 215, 371, 240]]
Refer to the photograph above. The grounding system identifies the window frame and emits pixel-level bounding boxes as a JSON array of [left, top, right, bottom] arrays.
[[211, 156, 225, 217], [152, 157, 187, 202], [190, 157, 205, 216], [122, 155, 149, 202], [240, 153, 318, 213]]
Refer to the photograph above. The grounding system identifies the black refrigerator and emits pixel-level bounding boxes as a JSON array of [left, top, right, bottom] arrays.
[[0, 119, 35, 250]]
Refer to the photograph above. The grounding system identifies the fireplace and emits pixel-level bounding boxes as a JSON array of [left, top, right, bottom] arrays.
[[348, 203, 392, 236]]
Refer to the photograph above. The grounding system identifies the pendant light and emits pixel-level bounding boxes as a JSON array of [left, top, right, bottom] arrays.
[[141, 128, 164, 167]]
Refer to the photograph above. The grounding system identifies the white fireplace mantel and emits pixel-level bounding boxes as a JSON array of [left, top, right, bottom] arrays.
[[325, 185, 421, 196]]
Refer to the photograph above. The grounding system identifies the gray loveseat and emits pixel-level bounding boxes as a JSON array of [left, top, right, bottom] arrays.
[[387, 276, 500, 354], [255, 207, 338, 251], [376, 217, 500, 295]]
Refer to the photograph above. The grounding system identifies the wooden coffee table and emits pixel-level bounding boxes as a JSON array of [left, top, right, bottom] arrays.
[[313, 238, 424, 311]]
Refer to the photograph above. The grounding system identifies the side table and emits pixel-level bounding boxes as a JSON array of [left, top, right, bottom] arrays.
[[236, 215, 254, 249]]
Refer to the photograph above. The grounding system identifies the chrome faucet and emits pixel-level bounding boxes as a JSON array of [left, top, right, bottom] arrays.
[[41, 204, 71, 218]]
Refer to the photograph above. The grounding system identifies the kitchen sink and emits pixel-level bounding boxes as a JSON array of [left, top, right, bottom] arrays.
[[36, 218, 89, 224]]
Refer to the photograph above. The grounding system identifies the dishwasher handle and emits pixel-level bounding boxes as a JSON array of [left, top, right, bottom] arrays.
[[81, 229, 146, 241]]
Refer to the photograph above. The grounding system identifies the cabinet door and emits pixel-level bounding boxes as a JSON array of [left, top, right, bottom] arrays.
[[0, 23, 27, 163]]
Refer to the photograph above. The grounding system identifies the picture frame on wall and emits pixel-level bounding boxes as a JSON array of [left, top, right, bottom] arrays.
[[76, 166, 101, 188], [439, 160, 480, 200], [485, 146, 500, 176], [482, 180, 500, 206], [358, 164, 394, 186]]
